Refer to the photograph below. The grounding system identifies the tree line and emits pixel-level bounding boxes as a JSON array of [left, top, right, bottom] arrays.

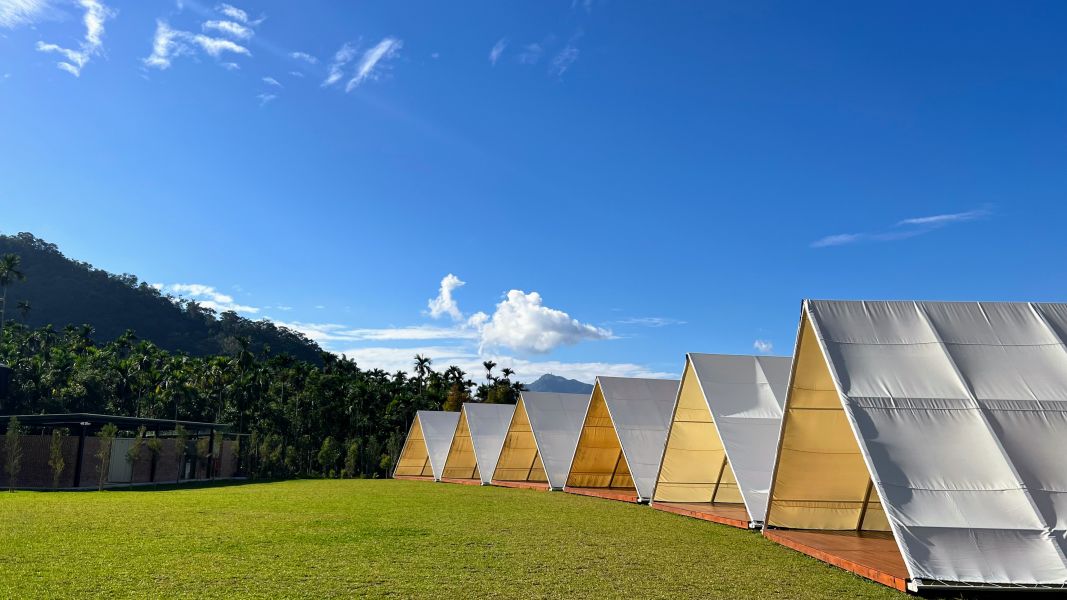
[[0, 252, 524, 480]]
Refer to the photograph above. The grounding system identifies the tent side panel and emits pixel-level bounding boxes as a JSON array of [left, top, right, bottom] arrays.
[[393, 417, 431, 477], [767, 315, 887, 530], [442, 412, 479, 480], [655, 361, 733, 502], [494, 400, 545, 482], [567, 385, 633, 490]]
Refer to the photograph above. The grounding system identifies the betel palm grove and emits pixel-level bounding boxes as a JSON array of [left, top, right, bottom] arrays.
[[0, 248, 525, 480]]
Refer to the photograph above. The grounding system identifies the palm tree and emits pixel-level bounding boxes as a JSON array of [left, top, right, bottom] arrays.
[[0, 253, 25, 338], [482, 360, 497, 384], [500, 367, 515, 381], [16, 300, 30, 322]]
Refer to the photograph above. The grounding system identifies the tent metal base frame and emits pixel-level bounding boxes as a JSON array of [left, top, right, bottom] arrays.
[[763, 528, 909, 592], [564, 487, 642, 503], [650, 501, 753, 529], [908, 579, 1067, 593], [440, 477, 486, 486], [491, 480, 551, 491]]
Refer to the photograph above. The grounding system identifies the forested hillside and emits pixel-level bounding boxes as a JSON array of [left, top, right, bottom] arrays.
[[0, 232, 321, 363]]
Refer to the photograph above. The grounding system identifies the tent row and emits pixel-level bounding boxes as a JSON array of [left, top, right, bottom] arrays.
[[393, 299, 1067, 593]]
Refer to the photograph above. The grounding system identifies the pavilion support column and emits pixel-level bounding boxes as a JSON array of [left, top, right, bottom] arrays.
[[207, 429, 216, 480], [72, 425, 87, 488]]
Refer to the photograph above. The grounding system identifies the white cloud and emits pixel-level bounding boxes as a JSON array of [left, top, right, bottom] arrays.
[[517, 42, 543, 65], [262, 76, 281, 87], [220, 61, 239, 70], [335, 346, 673, 383], [290, 51, 317, 64], [489, 37, 507, 65], [345, 36, 402, 92], [215, 3, 248, 23], [550, 44, 579, 76], [812, 205, 992, 248], [472, 290, 613, 354], [617, 317, 685, 327], [288, 70, 304, 77], [257, 92, 276, 106], [160, 283, 259, 314], [753, 339, 773, 354], [322, 42, 356, 87], [35, 0, 112, 77], [143, 19, 249, 69], [1, 0, 51, 28], [427, 273, 465, 321], [202, 19, 252, 40], [270, 321, 477, 344]]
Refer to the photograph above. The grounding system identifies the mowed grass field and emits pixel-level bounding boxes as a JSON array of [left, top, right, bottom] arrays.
[[0, 479, 904, 599]]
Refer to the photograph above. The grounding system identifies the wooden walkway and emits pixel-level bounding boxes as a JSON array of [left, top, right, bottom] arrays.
[[564, 487, 640, 503], [492, 480, 551, 491], [651, 502, 752, 529], [440, 477, 484, 486], [763, 529, 909, 592]]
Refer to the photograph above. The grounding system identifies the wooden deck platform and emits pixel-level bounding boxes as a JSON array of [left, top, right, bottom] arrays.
[[763, 529, 909, 592], [393, 475, 435, 482], [564, 487, 640, 503], [440, 477, 484, 486], [492, 480, 551, 491], [651, 501, 752, 529]]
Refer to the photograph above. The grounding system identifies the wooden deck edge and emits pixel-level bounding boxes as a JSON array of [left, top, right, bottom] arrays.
[[763, 529, 910, 592], [650, 502, 751, 529], [564, 487, 640, 503], [392, 475, 435, 482], [440, 477, 485, 486], [491, 480, 551, 491]]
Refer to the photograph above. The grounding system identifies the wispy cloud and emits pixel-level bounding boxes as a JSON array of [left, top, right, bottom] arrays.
[[270, 321, 477, 344], [35, 0, 113, 77], [0, 0, 51, 28], [215, 3, 248, 23], [754, 339, 773, 354], [550, 44, 579, 77], [158, 283, 259, 314], [517, 42, 543, 65], [220, 61, 239, 70], [811, 206, 992, 248], [290, 51, 317, 64], [257, 92, 276, 106], [322, 42, 356, 87], [262, 76, 281, 87], [143, 18, 251, 69], [345, 36, 402, 92], [202, 19, 252, 40], [616, 317, 685, 327], [489, 37, 507, 65]]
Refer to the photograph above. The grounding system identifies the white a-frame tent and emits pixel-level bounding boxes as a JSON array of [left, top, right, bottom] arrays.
[[565, 376, 679, 503], [392, 410, 461, 481], [652, 353, 791, 528], [492, 391, 589, 491], [765, 300, 1067, 592], [441, 402, 515, 485]]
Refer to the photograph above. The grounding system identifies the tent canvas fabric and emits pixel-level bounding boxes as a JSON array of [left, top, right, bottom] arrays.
[[766, 299, 1067, 588], [493, 391, 589, 490], [566, 376, 679, 502], [653, 353, 791, 525], [392, 410, 460, 481], [442, 402, 516, 485]]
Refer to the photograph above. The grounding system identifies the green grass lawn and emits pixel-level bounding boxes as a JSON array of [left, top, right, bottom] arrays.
[[0, 479, 905, 599]]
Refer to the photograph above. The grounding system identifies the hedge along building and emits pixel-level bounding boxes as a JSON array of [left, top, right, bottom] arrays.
[[492, 391, 589, 491], [565, 376, 678, 503], [392, 410, 460, 482], [764, 300, 1067, 592], [440, 402, 515, 485], [651, 353, 791, 528]]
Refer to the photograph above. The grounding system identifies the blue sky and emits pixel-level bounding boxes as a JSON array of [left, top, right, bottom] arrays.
[[1, 1, 1065, 382]]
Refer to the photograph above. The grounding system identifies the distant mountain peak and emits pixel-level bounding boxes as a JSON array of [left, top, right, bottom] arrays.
[[524, 373, 593, 394]]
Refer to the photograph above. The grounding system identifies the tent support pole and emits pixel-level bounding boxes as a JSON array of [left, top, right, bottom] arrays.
[[525, 449, 539, 481], [857, 479, 874, 530], [608, 450, 624, 488], [710, 455, 729, 504], [421, 454, 430, 477]]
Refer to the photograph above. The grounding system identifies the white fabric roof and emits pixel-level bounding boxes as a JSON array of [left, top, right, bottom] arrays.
[[806, 299, 1067, 586], [689, 353, 791, 522], [462, 402, 516, 485], [597, 376, 679, 501], [417, 410, 460, 481], [519, 391, 590, 490]]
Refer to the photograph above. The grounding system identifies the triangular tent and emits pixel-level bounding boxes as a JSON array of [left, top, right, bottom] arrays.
[[765, 300, 1067, 592], [492, 391, 589, 491], [565, 376, 678, 503], [392, 410, 460, 481], [652, 353, 791, 528], [441, 402, 515, 485]]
